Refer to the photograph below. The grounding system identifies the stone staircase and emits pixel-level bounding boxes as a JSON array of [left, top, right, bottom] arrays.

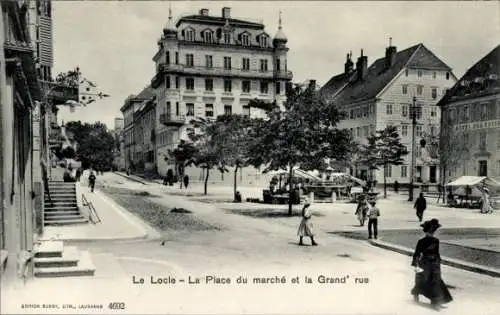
[[44, 181, 88, 226], [34, 241, 95, 278]]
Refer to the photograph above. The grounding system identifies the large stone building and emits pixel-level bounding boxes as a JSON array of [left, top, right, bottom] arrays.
[[122, 7, 292, 186], [320, 42, 457, 186], [437, 45, 500, 180], [1, 0, 43, 282], [120, 86, 156, 173]]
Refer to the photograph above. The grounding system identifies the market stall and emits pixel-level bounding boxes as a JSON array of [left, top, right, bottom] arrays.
[[445, 176, 500, 208]]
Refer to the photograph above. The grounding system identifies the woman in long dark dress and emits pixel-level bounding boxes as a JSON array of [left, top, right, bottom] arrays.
[[411, 218, 453, 309]]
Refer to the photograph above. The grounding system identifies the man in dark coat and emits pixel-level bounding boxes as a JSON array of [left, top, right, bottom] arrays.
[[183, 175, 189, 189], [414, 193, 427, 222]]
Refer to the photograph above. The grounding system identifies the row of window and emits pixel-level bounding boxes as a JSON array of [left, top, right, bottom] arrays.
[[183, 28, 269, 48], [165, 102, 250, 118], [404, 69, 451, 80], [158, 130, 176, 147], [350, 124, 439, 139], [446, 101, 500, 123], [132, 150, 154, 163], [165, 52, 284, 72], [386, 103, 437, 118], [459, 130, 500, 150], [401, 85, 443, 99], [448, 160, 500, 177], [164, 76, 281, 95], [347, 104, 437, 120]]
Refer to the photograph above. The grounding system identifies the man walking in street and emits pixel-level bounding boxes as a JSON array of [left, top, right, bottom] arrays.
[[367, 201, 380, 239], [436, 183, 443, 203], [88, 168, 97, 193], [183, 174, 189, 189], [414, 192, 427, 222]]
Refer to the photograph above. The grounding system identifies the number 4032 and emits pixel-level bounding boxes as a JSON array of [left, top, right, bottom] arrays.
[[108, 302, 125, 310]]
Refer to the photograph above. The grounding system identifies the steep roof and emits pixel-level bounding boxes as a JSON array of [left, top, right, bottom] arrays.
[[120, 86, 154, 113], [176, 15, 264, 29], [320, 72, 354, 101], [321, 43, 452, 106], [438, 44, 500, 106], [135, 85, 155, 101]]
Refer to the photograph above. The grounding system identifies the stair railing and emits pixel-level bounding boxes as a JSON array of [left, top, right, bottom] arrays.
[[82, 194, 101, 224]]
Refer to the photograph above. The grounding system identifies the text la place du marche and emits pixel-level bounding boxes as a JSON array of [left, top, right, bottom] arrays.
[[132, 274, 370, 285]]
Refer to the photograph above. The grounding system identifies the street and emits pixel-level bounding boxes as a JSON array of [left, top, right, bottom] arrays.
[[40, 173, 500, 314]]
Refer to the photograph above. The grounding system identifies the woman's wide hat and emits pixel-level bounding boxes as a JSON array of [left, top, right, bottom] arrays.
[[421, 218, 442, 232]]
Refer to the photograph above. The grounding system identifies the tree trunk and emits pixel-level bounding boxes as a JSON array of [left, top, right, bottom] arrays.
[[441, 166, 447, 204], [178, 164, 183, 189], [233, 165, 239, 201], [383, 164, 387, 199], [204, 166, 210, 195], [288, 165, 293, 216]]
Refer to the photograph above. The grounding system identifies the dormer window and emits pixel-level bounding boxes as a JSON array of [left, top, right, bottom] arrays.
[[201, 29, 214, 43], [184, 28, 195, 41], [239, 32, 250, 46], [224, 31, 231, 44], [258, 35, 268, 48]]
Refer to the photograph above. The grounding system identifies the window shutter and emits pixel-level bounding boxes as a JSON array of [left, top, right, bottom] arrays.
[[216, 28, 222, 39], [181, 29, 185, 36], [238, 33, 242, 41]]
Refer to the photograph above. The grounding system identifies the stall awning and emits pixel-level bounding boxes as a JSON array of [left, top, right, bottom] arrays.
[[445, 176, 500, 187]]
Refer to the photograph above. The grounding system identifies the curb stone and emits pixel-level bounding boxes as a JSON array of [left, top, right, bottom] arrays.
[[369, 239, 500, 278], [114, 172, 149, 185], [39, 234, 149, 243]]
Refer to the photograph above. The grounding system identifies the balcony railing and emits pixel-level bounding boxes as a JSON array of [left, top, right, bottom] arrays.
[[158, 63, 293, 80], [160, 113, 186, 127]]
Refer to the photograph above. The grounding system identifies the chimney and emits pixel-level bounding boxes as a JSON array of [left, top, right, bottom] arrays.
[[344, 51, 354, 75], [199, 8, 209, 16], [385, 37, 397, 69], [222, 7, 231, 19], [356, 49, 368, 81], [308, 80, 316, 89]]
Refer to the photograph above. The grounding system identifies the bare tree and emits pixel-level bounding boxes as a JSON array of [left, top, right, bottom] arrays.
[[434, 116, 470, 203]]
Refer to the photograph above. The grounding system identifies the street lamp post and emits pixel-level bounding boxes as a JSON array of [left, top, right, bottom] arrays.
[[408, 96, 417, 202]]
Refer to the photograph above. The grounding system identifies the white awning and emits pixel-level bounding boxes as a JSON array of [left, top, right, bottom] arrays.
[[446, 176, 500, 187]]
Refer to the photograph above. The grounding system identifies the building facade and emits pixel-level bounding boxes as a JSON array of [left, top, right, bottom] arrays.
[[133, 97, 157, 172], [320, 42, 457, 186], [1, 0, 43, 282], [111, 117, 125, 171], [123, 7, 292, 186], [438, 45, 500, 180]]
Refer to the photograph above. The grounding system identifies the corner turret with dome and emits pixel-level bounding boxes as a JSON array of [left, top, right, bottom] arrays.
[[163, 4, 178, 38], [273, 11, 288, 48]]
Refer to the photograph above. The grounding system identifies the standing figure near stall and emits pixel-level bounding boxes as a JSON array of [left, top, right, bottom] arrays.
[[480, 187, 493, 214]]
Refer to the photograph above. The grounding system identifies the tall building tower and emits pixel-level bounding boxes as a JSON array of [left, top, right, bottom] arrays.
[[151, 7, 292, 184]]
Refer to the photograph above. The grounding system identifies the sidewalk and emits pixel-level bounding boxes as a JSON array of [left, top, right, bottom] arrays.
[[40, 186, 158, 242]]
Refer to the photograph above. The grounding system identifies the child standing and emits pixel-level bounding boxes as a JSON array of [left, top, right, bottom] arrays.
[[367, 201, 380, 239]]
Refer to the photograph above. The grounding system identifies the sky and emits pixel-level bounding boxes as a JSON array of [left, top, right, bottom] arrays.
[[52, 0, 500, 129]]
